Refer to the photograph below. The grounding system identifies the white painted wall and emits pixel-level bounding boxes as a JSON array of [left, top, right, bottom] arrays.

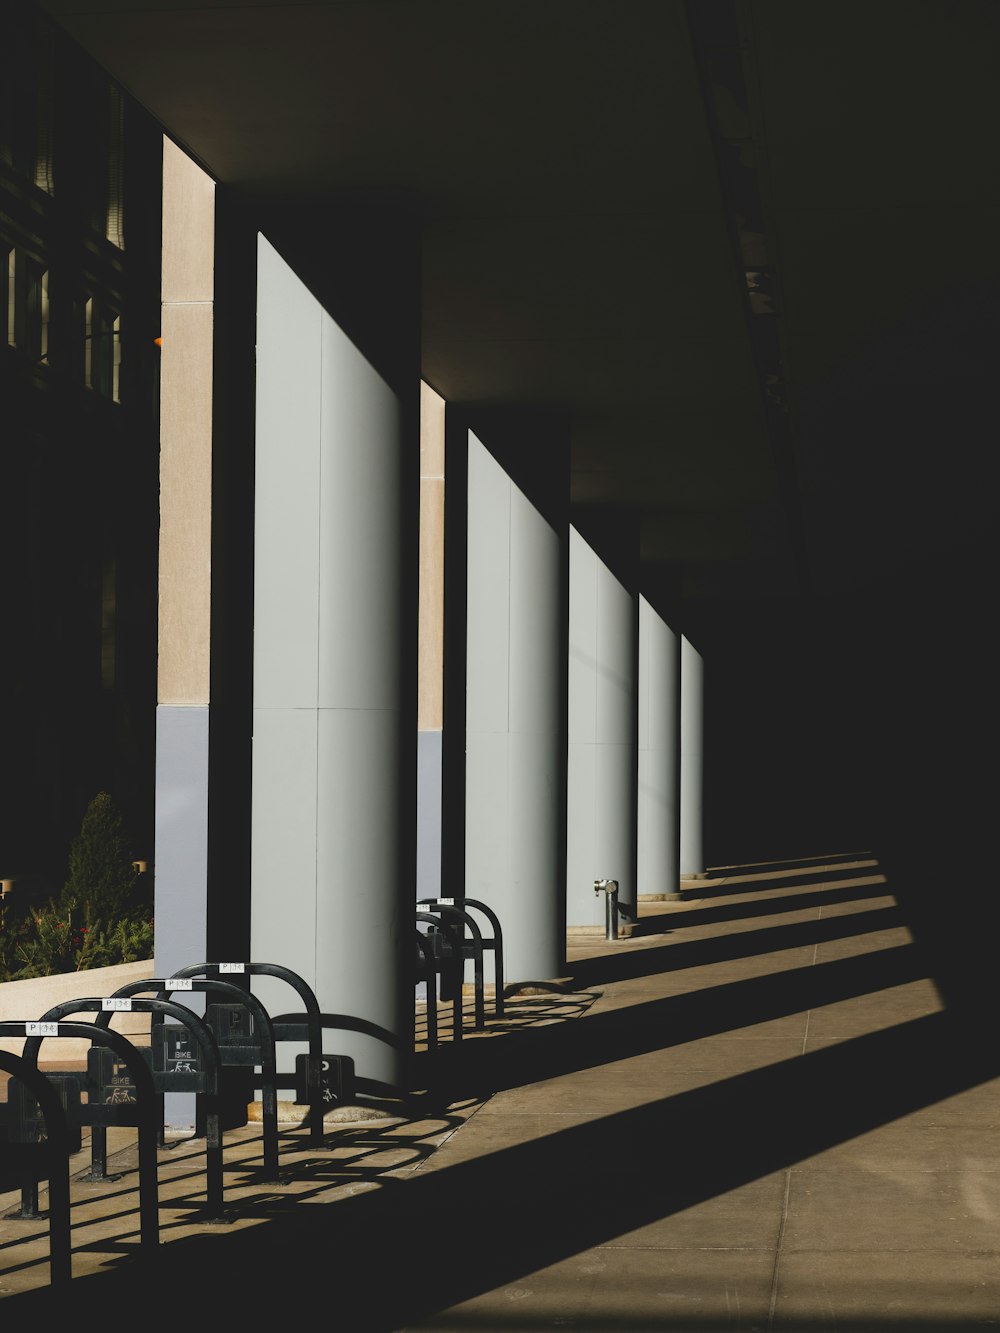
[[638, 597, 682, 899], [464, 432, 565, 983], [250, 234, 415, 1086], [566, 527, 637, 926]]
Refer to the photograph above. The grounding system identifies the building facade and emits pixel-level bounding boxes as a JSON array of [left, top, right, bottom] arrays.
[[1, 3, 161, 897]]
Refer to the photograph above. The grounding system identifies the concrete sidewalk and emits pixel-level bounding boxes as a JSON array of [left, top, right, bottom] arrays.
[[2, 854, 999, 1329]]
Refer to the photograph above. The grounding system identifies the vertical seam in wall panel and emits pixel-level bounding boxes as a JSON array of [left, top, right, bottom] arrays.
[[591, 551, 598, 856], [313, 310, 323, 977], [505, 475, 513, 894], [506, 476, 512, 734], [639, 599, 647, 753]]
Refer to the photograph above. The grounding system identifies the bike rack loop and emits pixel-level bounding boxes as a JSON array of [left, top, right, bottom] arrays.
[[81, 992, 227, 1222], [419, 896, 506, 1020], [146, 970, 282, 1181], [107, 978, 276, 1190], [0, 1045, 73, 1286], [416, 902, 487, 1030], [456, 897, 505, 1018], [12, 1018, 160, 1254], [165, 962, 327, 1147], [415, 913, 464, 1045]]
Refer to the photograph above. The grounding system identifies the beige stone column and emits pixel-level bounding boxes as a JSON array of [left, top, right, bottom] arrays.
[[154, 137, 216, 1012], [417, 381, 445, 897]]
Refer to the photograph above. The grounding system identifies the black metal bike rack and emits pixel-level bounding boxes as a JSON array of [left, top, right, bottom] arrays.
[[144, 966, 287, 1179], [415, 913, 464, 1047], [416, 900, 489, 1030], [75, 990, 229, 1222], [418, 896, 505, 1019], [162, 962, 357, 1148], [0, 1046, 74, 1286], [105, 977, 267, 1153], [11, 1018, 160, 1255]]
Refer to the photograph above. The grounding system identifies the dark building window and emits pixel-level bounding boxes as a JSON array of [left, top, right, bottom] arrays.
[[24, 260, 46, 361], [106, 84, 125, 248], [111, 312, 121, 402], [4, 249, 15, 347], [84, 293, 94, 383], [0, 6, 54, 188], [82, 297, 121, 399], [0, 0, 162, 877], [34, 18, 55, 194]]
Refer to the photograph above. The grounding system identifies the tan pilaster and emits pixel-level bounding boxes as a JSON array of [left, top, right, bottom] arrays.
[[418, 380, 445, 732], [157, 137, 216, 705]]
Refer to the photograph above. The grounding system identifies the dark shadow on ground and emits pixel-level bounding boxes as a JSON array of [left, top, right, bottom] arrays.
[[568, 901, 905, 988], [8, 1001, 995, 1330], [700, 850, 874, 878], [3, 852, 992, 1328], [679, 861, 880, 900], [426, 941, 931, 1104], [637, 877, 890, 934]]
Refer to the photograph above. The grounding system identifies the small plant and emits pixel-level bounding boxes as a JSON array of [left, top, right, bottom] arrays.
[[0, 792, 154, 981], [61, 791, 143, 922], [6, 905, 87, 978], [0, 895, 31, 977], [78, 913, 155, 969]]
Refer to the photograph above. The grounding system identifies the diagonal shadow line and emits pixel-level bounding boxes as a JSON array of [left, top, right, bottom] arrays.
[[702, 851, 875, 877], [568, 903, 907, 988], [0, 947, 926, 1219], [0, 900, 945, 1313], [287, 1317, 1000, 1333], [421, 941, 932, 1108], [639, 877, 891, 934], [683, 862, 880, 898], [17, 1007, 997, 1327]]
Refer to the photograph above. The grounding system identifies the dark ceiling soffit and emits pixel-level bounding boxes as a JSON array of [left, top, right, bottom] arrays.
[[681, 0, 809, 599]]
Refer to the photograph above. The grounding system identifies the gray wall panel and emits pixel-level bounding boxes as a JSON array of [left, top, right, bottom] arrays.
[[465, 431, 564, 983], [251, 233, 415, 1088], [416, 729, 443, 902], [638, 597, 681, 898], [680, 635, 705, 875], [154, 704, 210, 976], [252, 240, 322, 709], [566, 527, 638, 925], [154, 703, 210, 1130]]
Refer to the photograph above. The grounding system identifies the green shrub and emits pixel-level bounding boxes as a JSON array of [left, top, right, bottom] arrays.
[[5, 904, 89, 978], [0, 792, 154, 981], [78, 912, 155, 969], [61, 791, 143, 921], [0, 895, 31, 977]]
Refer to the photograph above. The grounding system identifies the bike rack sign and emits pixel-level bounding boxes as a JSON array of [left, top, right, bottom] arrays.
[[294, 1053, 355, 1105], [88, 1047, 154, 1104], [157, 1024, 201, 1075]]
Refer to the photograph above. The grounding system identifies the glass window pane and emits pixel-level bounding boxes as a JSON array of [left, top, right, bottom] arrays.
[[84, 295, 93, 385], [111, 313, 121, 402], [5, 251, 15, 348], [39, 270, 49, 362], [106, 85, 125, 247]]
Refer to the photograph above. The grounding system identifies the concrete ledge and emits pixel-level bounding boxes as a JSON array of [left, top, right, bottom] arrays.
[[247, 1099, 401, 1128], [0, 959, 156, 1066], [566, 924, 635, 940]]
